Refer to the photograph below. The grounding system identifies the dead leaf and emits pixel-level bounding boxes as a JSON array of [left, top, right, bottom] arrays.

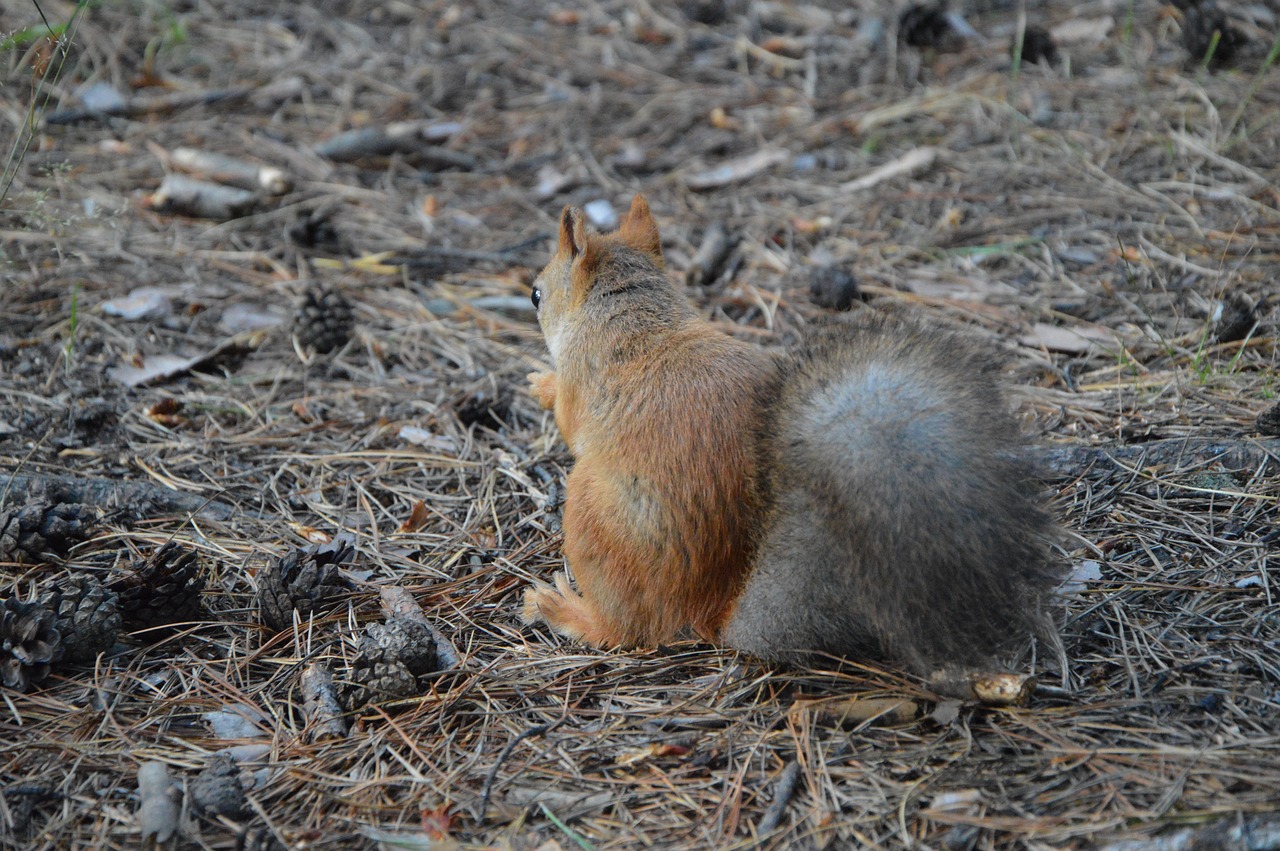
[[107, 331, 265, 387], [420, 802, 454, 840], [146, 398, 189, 429], [289, 524, 332, 544], [399, 500, 430, 534], [614, 742, 692, 767]]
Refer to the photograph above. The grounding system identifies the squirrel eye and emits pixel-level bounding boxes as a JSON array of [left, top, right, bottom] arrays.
[[531, 287, 541, 309]]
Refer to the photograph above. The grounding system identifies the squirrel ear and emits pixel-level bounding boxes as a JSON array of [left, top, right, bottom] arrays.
[[617, 194, 663, 267], [558, 206, 589, 259]]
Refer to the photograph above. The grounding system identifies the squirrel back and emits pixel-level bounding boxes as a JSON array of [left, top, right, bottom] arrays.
[[721, 313, 1058, 672], [524, 196, 1059, 677]]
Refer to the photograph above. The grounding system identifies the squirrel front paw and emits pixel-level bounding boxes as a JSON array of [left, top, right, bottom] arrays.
[[522, 572, 614, 646], [528, 370, 557, 410], [522, 572, 577, 628]]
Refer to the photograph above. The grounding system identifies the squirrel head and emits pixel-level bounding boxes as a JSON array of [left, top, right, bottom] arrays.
[[531, 194, 667, 362]]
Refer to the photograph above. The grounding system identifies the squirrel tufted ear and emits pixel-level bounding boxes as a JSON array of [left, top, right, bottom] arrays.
[[616, 194, 664, 267], [558, 206, 590, 259]]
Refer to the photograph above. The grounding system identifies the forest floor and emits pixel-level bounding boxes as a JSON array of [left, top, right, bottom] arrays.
[[2, 0, 1279, 848]]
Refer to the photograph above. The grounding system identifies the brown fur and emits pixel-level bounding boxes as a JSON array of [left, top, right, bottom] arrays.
[[523, 195, 1058, 674]]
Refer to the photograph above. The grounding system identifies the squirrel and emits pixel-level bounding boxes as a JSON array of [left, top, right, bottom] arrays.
[[522, 194, 1058, 677]]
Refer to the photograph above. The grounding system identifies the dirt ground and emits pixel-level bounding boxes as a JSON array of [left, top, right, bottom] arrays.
[[2, 0, 1279, 848]]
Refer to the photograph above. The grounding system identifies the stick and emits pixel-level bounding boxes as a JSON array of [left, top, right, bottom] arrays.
[[1038, 437, 1280, 481], [0, 474, 235, 521], [758, 760, 801, 835], [838, 147, 940, 193]]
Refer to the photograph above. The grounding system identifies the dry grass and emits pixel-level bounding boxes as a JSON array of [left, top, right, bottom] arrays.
[[2, 0, 1278, 848]]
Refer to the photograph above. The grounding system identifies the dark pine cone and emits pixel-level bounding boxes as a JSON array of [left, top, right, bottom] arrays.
[[190, 753, 250, 820], [1182, 2, 1244, 68], [0, 502, 97, 564], [899, 3, 958, 50], [39, 574, 122, 662], [341, 617, 440, 710], [1014, 25, 1058, 66], [257, 537, 355, 632], [0, 598, 63, 692], [808, 266, 862, 311], [1257, 402, 1280, 437], [110, 543, 207, 632], [293, 286, 354, 354]]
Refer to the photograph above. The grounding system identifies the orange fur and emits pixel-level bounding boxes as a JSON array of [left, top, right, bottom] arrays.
[[523, 195, 772, 646]]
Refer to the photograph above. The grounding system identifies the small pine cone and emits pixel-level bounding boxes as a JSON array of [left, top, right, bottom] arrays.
[[341, 617, 440, 710], [0, 598, 63, 692], [1257, 402, 1280, 437], [809, 266, 861, 312], [0, 502, 97, 564], [39, 575, 122, 662], [899, 3, 956, 50], [1182, 3, 1244, 68], [257, 538, 355, 632], [111, 543, 207, 631], [293, 286, 354, 354], [190, 753, 250, 820]]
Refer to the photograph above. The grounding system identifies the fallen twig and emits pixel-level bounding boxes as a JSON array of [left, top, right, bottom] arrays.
[[757, 761, 802, 835], [0, 473, 235, 522], [1039, 437, 1280, 480], [837, 146, 941, 194]]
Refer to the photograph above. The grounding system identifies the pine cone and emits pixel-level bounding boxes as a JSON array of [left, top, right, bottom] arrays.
[[39, 574, 122, 662], [1257, 402, 1280, 437], [1014, 25, 1058, 66], [257, 538, 355, 632], [1182, 2, 1244, 68], [809, 266, 861, 312], [899, 3, 958, 50], [0, 502, 97, 564], [0, 598, 63, 692], [190, 753, 250, 819], [341, 617, 440, 710], [111, 543, 207, 631], [293, 286, 354, 354]]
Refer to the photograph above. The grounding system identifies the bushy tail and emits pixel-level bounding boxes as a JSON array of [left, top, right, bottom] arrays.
[[723, 313, 1059, 674]]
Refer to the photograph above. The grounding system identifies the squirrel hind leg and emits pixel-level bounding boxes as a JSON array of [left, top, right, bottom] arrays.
[[522, 572, 627, 648]]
